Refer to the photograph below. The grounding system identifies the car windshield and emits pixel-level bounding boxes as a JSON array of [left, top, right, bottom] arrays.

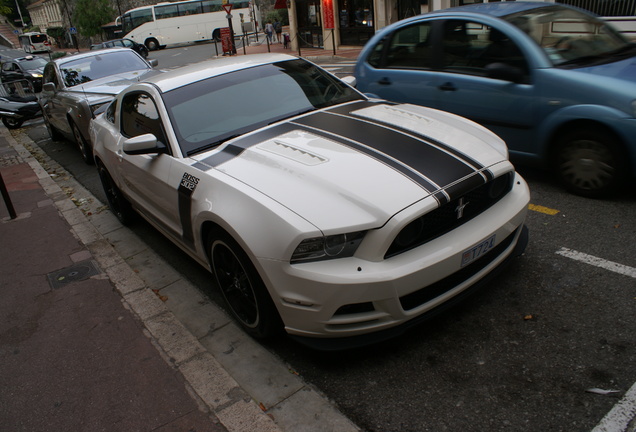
[[19, 57, 48, 71], [58, 51, 149, 87], [162, 58, 364, 156], [504, 6, 633, 66]]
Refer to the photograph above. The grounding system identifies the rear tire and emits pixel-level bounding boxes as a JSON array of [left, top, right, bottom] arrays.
[[552, 127, 627, 198], [145, 38, 160, 51], [208, 229, 282, 338], [2, 116, 23, 129]]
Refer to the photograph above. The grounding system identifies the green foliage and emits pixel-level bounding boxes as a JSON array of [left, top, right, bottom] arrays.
[[46, 27, 66, 40], [265, 9, 289, 26], [74, 0, 115, 37]]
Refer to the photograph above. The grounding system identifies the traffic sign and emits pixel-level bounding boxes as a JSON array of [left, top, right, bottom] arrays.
[[222, 4, 233, 14]]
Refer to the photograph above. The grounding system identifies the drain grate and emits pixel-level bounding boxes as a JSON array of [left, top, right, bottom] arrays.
[[47, 260, 101, 289]]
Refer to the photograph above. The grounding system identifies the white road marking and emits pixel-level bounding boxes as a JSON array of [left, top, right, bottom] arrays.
[[555, 248, 636, 278], [591, 381, 636, 432]]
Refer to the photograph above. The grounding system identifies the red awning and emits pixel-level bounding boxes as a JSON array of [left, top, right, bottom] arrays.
[[274, 0, 287, 9]]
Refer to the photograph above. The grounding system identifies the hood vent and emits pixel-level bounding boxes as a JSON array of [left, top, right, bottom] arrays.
[[259, 139, 328, 166]]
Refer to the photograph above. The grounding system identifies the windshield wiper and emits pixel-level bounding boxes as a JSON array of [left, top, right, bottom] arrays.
[[187, 133, 242, 156]]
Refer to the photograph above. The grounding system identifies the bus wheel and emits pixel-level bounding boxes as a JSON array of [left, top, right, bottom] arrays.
[[145, 38, 160, 51], [212, 29, 220, 41]]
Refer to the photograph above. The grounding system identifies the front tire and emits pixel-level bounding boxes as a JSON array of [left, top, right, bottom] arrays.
[[553, 127, 627, 198], [72, 122, 93, 165], [43, 113, 62, 141], [208, 229, 282, 338], [97, 162, 135, 225]]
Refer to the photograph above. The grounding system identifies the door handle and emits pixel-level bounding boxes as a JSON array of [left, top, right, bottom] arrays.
[[438, 82, 457, 91], [377, 77, 391, 86]]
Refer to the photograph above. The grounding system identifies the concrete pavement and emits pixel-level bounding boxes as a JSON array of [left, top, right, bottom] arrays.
[[0, 125, 360, 432]]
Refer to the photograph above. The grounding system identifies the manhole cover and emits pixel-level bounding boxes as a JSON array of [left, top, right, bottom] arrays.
[[47, 260, 101, 289]]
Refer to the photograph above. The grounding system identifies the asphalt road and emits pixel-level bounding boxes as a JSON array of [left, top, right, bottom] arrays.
[[8, 44, 636, 432]]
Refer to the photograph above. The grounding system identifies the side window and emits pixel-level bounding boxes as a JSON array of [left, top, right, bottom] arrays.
[[121, 92, 169, 147], [105, 100, 117, 124], [384, 22, 434, 69], [2, 62, 12, 72], [441, 20, 528, 78]]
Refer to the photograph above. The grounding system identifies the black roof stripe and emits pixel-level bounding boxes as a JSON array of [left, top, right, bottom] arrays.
[[290, 122, 447, 204]]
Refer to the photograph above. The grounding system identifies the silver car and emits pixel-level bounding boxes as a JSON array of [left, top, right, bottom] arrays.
[[39, 48, 158, 164]]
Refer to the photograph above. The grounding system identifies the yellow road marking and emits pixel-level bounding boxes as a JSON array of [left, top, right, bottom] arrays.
[[528, 204, 560, 215]]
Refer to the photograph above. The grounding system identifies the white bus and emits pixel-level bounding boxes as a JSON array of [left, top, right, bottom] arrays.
[[119, 0, 261, 51], [19, 32, 52, 53]]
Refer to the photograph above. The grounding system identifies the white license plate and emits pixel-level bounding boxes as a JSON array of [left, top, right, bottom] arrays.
[[461, 234, 496, 267]]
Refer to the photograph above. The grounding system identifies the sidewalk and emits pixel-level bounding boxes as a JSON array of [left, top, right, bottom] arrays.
[[0, 125, 360, 431], [0, 130, 231, 431]]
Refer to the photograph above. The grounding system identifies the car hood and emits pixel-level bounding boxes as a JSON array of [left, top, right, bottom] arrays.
[[192, 101, 510, 232], [574, 55, 636, 82], [72, 69, 158, 96]]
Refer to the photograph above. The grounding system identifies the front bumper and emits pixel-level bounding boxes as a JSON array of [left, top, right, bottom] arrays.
[[258, 174, 530, 347], [290, 225, 528, 350]]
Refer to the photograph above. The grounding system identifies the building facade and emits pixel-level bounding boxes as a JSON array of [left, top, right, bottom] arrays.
[[288, 0, 636, 50]]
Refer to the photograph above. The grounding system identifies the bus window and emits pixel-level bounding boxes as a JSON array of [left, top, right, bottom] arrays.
[[155, 4, 179, 20], [179, 2, 202, 16], [122, 8, 154, 33], [201, 0, 222, 13]]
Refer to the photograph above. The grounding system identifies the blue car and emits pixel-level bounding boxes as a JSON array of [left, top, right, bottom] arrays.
[[354, 2, 636, 197]]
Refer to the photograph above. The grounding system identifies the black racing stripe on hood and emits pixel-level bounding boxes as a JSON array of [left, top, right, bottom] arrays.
[[193, 123, 298, 170], [294, 111, 481, 190], [326, 102, 493, 181], [291, 124, 443, 199]]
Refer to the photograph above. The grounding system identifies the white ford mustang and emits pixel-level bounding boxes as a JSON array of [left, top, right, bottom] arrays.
[[91, 53, 529, 349]]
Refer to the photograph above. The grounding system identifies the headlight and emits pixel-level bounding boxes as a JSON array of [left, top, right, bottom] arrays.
[[291, 231, 366, 264], [31, 73, 42, 78]]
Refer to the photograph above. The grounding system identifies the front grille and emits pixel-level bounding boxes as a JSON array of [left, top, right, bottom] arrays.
[[399, 227, 517, 311], [385, 172, 513, 259]]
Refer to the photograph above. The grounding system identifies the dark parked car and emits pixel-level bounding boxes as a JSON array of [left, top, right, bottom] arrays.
[[354, 2, 636, 197], [0, 56, 48, 92], [90, 38, 149, 58]]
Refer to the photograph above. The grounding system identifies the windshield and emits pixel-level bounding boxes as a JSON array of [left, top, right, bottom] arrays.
[[163, 59, 364, 156], [504, 6, 632, 66], [59, 51, 150, 87]]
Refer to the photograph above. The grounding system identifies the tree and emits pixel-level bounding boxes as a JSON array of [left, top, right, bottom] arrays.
[[74, 0, 115, 37]]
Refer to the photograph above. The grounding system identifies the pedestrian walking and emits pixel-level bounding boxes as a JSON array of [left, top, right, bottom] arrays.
[[274, 19, 282, 43], [265, 21, 274, 43]]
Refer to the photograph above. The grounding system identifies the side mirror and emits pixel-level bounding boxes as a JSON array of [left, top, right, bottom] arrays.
[[341, 76, 357, 87], [123, 133, 167, 155], [485, 63, 525, 84], [42, 82, 56, 92], [148, 59, 158, 67]]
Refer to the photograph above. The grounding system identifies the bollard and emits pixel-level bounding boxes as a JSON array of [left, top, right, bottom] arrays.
[[0, 170, 17, 219]]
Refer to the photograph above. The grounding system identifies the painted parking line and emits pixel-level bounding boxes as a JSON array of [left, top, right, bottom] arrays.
[[528, 203, 560, 215], [556, 247, 636, 278], [591, 381, 636, 432]]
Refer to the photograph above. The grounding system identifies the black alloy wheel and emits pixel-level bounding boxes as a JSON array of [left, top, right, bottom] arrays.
[[208, 229, 282, 338]]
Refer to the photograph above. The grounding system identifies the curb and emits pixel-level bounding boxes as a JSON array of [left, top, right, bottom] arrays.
[[3, 126, 361, 432]]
